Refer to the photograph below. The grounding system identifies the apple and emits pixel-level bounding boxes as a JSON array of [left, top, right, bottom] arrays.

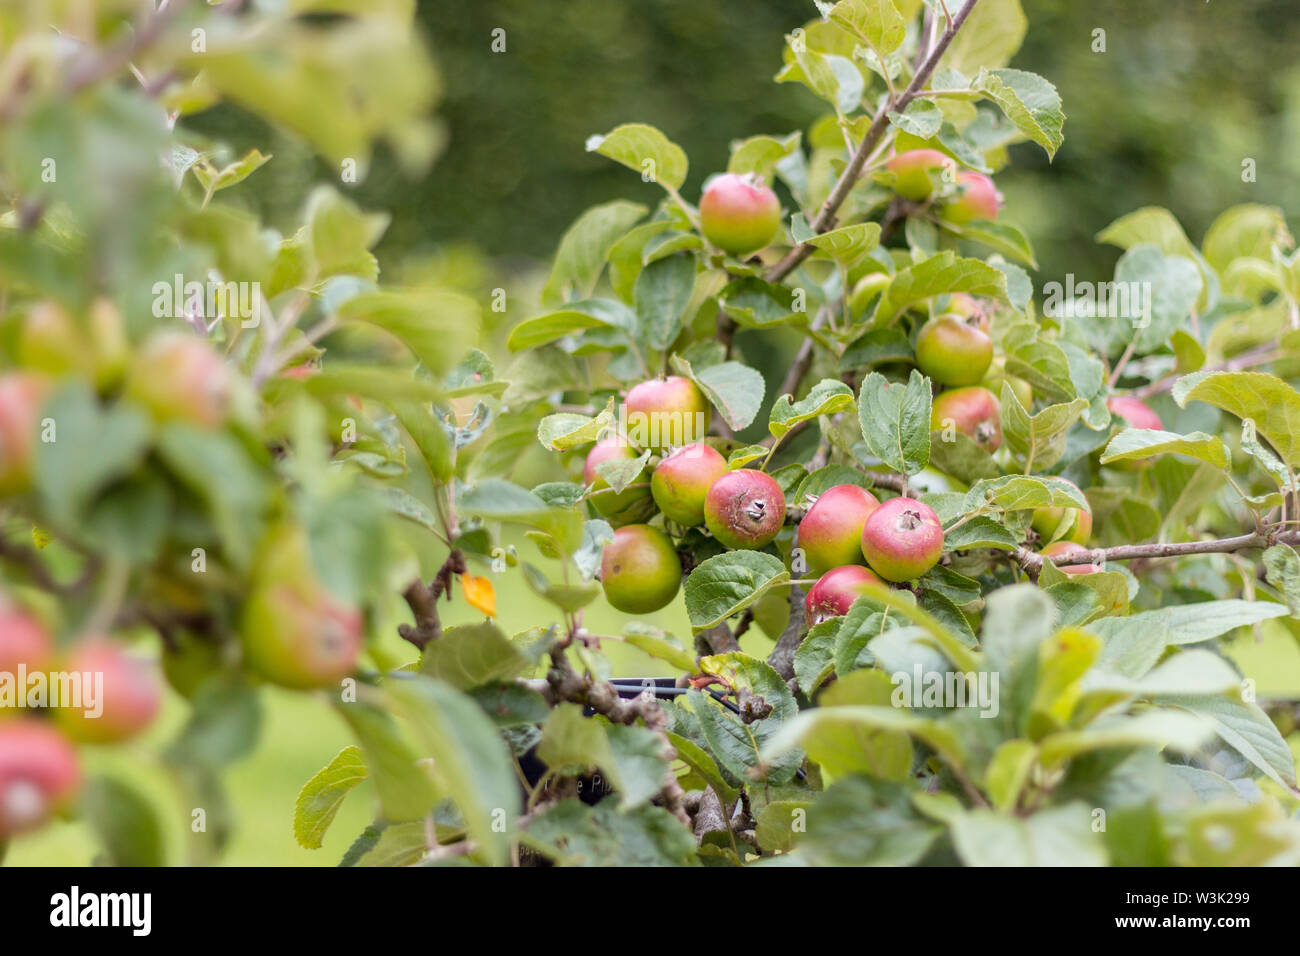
[[585, 437, 653, 520], [1042, 540, 1102, 575], [796, 484, 880, 577], [126, 333, 232, 428], [0, 374, 50, 496], [931, 385, 1002, 453], [651, 443, 728, 527], [804, 565, 885, 623], [939, 170, 1002, 224], [860, 496, 944, 582], [703, 469, 787, 550], [625, 376, 711, 452], [600, 524, 682, 614], [56, 639, 163, 744], [0, 719, 81, 838], [916, 314, 993, 386], [699, 172, 782, 255], [885, 149, 952, 201], [1031, 478, 1093, 545]]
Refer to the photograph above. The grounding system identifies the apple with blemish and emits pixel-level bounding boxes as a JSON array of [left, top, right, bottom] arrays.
[[860, 497, 944, 582], [931, 385, 1002, 453], [804, 565, 885, 623], [704, 469, 786, 550]]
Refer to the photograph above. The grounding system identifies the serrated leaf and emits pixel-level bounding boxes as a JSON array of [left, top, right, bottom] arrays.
[[971, 68, 1064, 159], [586, 123, 688, 190], [1100, 429, 1229, 469], [770, 379, 855, 438], [684, 551, 790, 631], [294, 746, 368, 850], [857, 369, 931, 475]]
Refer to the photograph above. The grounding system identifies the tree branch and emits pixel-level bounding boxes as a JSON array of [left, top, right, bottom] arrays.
[[1016, 529, 1300, 575], [398, 550, 465, 650], [767, 585, 807, 683]]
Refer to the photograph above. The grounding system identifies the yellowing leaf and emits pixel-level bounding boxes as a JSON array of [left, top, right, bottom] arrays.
[[460, 573, 497, 618]]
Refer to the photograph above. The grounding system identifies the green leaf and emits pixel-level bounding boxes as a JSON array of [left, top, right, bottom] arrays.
[[337, 288, 480, 376], [971, 68, 1065, 159], [389, 400, 453, 483], [1113, 245, 1202, 351], [193, 148, 271, 195], [692, 654, 801, 784], [804, 222, 882, 267], [622, 622, 697, 671], [35, 384, 153, 529], [770, 379, 855, 438], [856, 369, 931, 476], [506, 297, 636, 351], [765, 705, 968, 773], [385, 676, 522, 866], [941, 0, 1027, 75], [1036, 711, 1215, 767], [586, 123, 688, 191], [965, 474, 1089, 512], [1174, 371, 1300, 467], [524, 799, 697, 867], [1000, 386, 1088, 472], [1100, 429, 1230, 469], [542, 200, 649, 305], [684, 551, 790, 631], [82, 776, 166, 867], [1088, 599, 1288, 647], [536, 401, 615, 452], [943, 516, 1019, 552], [666, 731, 739, 805], [826, 0, 907, 55], [950, 803, 1106, 866], [294, 746, 368, 850], [419, 622, 529, 689], [635, 254, 696, 350], [671, 354, 763, 431], [1202, 204, 1294, 274], [874, 251, 1008, 325], [338, 702, 436, 824], [1159, 695, 1297, 788], [941, 219, 1037, 269], [888, 100, 943, 139], [727, 132, 802, 179], [1263, 545, 1300, 616]]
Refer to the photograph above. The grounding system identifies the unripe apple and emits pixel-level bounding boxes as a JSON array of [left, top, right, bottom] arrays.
[[651, 443, 728, 527], [600, 524, 682, 614], [931, 386, 1002, 453], [1042, 540, 1102, 575], [126, 333, 232, 428], [849, 273, 891, 318], [939, 170, 1002, 224], [0, 374, 50, 496], [860, 496, 944, 582], [1106, 396, 1164, 470], [945, 293, 987, 330], [0, 719, 81, 838], [0, 608, 54, 690], [804, 565, 885, 624], [1031, 478, 1093, 545], [797, 484, 880, 577], [885, 149, 951, 201], [704, 469, 787, 550], [18, 302, 92, 379], [88, 297, 130, 389], [624, 376, 711, 452], [56, 639, 163, 744], [585, 437, 653, 519], [916, 314, 993, 386], [699, 172, 782, 255], [240, 522, 364, 690]]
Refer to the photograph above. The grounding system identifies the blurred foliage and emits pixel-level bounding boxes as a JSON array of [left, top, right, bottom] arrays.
[[197, 0, 1300, 287]]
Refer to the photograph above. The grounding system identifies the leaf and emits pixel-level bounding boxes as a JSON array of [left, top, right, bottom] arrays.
[[857, 369, 931, 476], [941, 219, 1037, 269], [294, 746, 368, 850], [684, 551, 790, 631], [622, 622, 697, 671], [770, 379, 855, 438], [1099, 429, 1230, 470], [542, 200, 648, 304], [765, 705, 967, 773], [888, 100, 943, 139], [338, 703, 436, 824], [193, 148, 271, 195], [804, 222, 882, 267], [586, 123, 688, 190], [337, 288, 480, 376], [1036, 711, 1214, 767], [1174, 371, 1300, 467], [943, 517, 1019, 552], [419, 622, 528, 689], [1202, 204, 1294, 274], [950, 803, 1106, 867], [727, 132, 801, 179], [826, 0, 907, 55], [507, 298, 637, 351], [671, 354, 764, 431], [385, 676, 522, 866], [1112, 245, 1202, 351], [665, 731, 739, 805], [1263, 545, 1300, 616], [874, 251, 1008, 325], [524, 799, 697, 867], [941, 0, 1027, 75], [81, 776, 166, 867], [965, 474, 1089, 512], [635, 254, 696, 350], [1087, 599, 1288, 647], [536, 401, 615, 452], [1160, 695, 1297, 788], [692, 654, 801, 784], [971, 68, 1065, 158], [1000, 387, 1088, 472]]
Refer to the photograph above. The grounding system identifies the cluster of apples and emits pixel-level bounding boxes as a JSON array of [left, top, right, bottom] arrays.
[[587, 376, 792, 614], [0, 603, 163, 839], [798, 486, 945, 624], [885, 148, 1003, 225]]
